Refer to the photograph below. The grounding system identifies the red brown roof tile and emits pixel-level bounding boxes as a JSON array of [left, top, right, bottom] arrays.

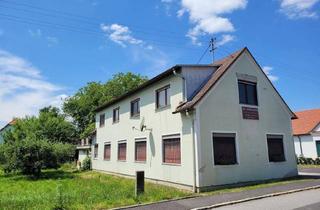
[[292, 109, 320, 135]]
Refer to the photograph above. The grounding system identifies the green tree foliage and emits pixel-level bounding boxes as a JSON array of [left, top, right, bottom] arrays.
[[1, 107, 77, 177], [63, 72, 148, 136]]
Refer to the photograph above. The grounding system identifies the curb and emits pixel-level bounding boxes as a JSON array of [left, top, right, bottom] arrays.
[[110, 194, 201, 210], [191, 185, 320, 210]]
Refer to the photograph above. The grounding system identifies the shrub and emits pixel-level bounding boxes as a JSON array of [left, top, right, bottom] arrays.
[[315, 158, 320, 165], [53, 143, 76, 165], [81, 157, 91, 171], [2, 137, 57, 177]]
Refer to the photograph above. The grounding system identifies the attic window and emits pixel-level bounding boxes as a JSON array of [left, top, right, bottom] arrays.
[[238, 80, 258, 106], [156, 85, 170, 109]]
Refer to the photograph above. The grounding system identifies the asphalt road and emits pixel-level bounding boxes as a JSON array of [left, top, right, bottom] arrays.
[[213, 189, 320, 210]]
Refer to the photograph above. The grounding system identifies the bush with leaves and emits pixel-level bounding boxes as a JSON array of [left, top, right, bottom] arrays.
[[81, 156, 91, 171]]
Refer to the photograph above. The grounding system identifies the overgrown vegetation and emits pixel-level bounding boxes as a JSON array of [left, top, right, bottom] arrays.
[[297, 156, 320, 165], [63, 72, 148, 138], [81, 156, 91, 171], [0, 167, 189, 210], [0, 107, 76, 177]]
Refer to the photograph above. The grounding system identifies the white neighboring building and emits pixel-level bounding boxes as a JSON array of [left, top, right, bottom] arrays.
[[76, 131, 96, 168], [292, 109, 320, 158], [92, 48, 298, 192]]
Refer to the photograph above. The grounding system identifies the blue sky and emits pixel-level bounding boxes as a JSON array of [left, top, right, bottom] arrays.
[[0, 0, 319, 127]]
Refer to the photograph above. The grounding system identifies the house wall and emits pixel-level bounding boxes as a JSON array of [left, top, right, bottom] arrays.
[[78, 149, 89, 163], [294, 134, 320, 158], [92, 75, 195, 188], [196, 52, 298, 188]]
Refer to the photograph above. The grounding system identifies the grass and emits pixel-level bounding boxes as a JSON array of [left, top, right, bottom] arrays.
[[0, 165, 316, 210], [298, 164, 320, 168], [0, 167, 190, 210]]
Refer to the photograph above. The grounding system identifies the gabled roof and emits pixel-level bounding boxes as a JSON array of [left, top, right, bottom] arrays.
[[95, 47, 296, 120], [175, 48, 296, 120], [292, 109, 320, 135]]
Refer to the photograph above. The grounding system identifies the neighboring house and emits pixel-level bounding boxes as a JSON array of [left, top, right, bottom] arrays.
[[76, 131, 96, 167], [292, 109, 320, 158], [92, 47, 298, 192], [0, 119, 17, 144]]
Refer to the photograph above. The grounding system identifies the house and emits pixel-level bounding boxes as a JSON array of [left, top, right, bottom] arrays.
[[292, 109, 320, 158], [92, 47, 298, 192], [76, 131, 96, 168], [0, 119, 17, 144]]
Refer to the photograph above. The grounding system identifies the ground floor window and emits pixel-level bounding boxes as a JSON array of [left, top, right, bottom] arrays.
[[135, 138, 147, 162], [212, 133, 237, 165], [162, 134, 181, 164], [267, 134, 285, 162], [316, 141, 320, 157], [94, 144, 98, 159], [118, 141, 127, 161], [104, 143, 111, 160]]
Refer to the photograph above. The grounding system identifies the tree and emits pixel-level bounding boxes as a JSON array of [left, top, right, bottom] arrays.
[[63, 72, 148, 136], [1, 107, 77, 177]]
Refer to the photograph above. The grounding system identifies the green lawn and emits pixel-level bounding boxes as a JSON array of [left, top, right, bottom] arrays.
[[0, 166, 316, 210], [0, 168, 190, 210], [298, 164, 320, 168]]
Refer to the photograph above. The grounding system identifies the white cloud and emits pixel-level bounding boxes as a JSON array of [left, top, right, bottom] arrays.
[[263, 66, 279, 82], [46, 36, 59, 47], [101, 23, 144, 47], [0, 49, 67, 125], [216, 34, 235, 47], [280, 0, 319, 19], [28, 29, 42, 37], [177, 0, 247, 44]]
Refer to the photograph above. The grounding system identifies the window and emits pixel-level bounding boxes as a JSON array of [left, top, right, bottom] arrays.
[[118, 141, 127, 161], [94, 144, 98, 159], [156, 85, 170, 109], [212, 133, 237, 165], [135, 139, 147, 162], [238, 81, 258, 105], [131, 99, 140, 117], [113, 107, 120, 123], [267, 134, 285, 162], [104, 143, 111, 160], [99, 114, 105, 127], [162, 134, 181, 164]]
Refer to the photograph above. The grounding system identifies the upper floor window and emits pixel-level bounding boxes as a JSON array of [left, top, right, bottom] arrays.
[[113, 107, 120, 123], [238, 80, 258, 106], [99, 114, 105, 127], [156, 85, 170, 109], [131, 98, 140, 117], [267, 134, 285, 162]]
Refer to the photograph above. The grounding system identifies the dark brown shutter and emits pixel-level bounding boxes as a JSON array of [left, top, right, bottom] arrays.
[[267, 135, 285, 162], [104, 144, 111, 160], [135, 141, 146, 161], [163, 136, 180, 164], [212, 133, 237, 165], [118, 142, 126, 161]]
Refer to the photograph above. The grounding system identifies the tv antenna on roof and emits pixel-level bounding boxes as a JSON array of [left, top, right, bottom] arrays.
[[209, 37, 217, 63]]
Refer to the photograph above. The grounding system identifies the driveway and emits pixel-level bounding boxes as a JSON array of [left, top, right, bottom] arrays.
[[299, 167, 320, 174], [213, 188, 320, 210]]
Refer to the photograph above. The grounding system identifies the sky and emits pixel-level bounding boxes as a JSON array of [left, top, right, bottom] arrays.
[[0, 0, 319, 127]]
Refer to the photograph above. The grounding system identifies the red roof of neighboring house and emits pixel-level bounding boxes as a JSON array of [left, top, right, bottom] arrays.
[[0, 118, 17, 132], [292, 109, 320, 135]]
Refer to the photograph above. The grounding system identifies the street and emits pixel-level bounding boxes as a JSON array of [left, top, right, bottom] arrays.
[[213, 189, 320, 210]]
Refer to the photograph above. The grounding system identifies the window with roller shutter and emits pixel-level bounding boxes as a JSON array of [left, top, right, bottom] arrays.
[[162, 134, 181, 164]]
